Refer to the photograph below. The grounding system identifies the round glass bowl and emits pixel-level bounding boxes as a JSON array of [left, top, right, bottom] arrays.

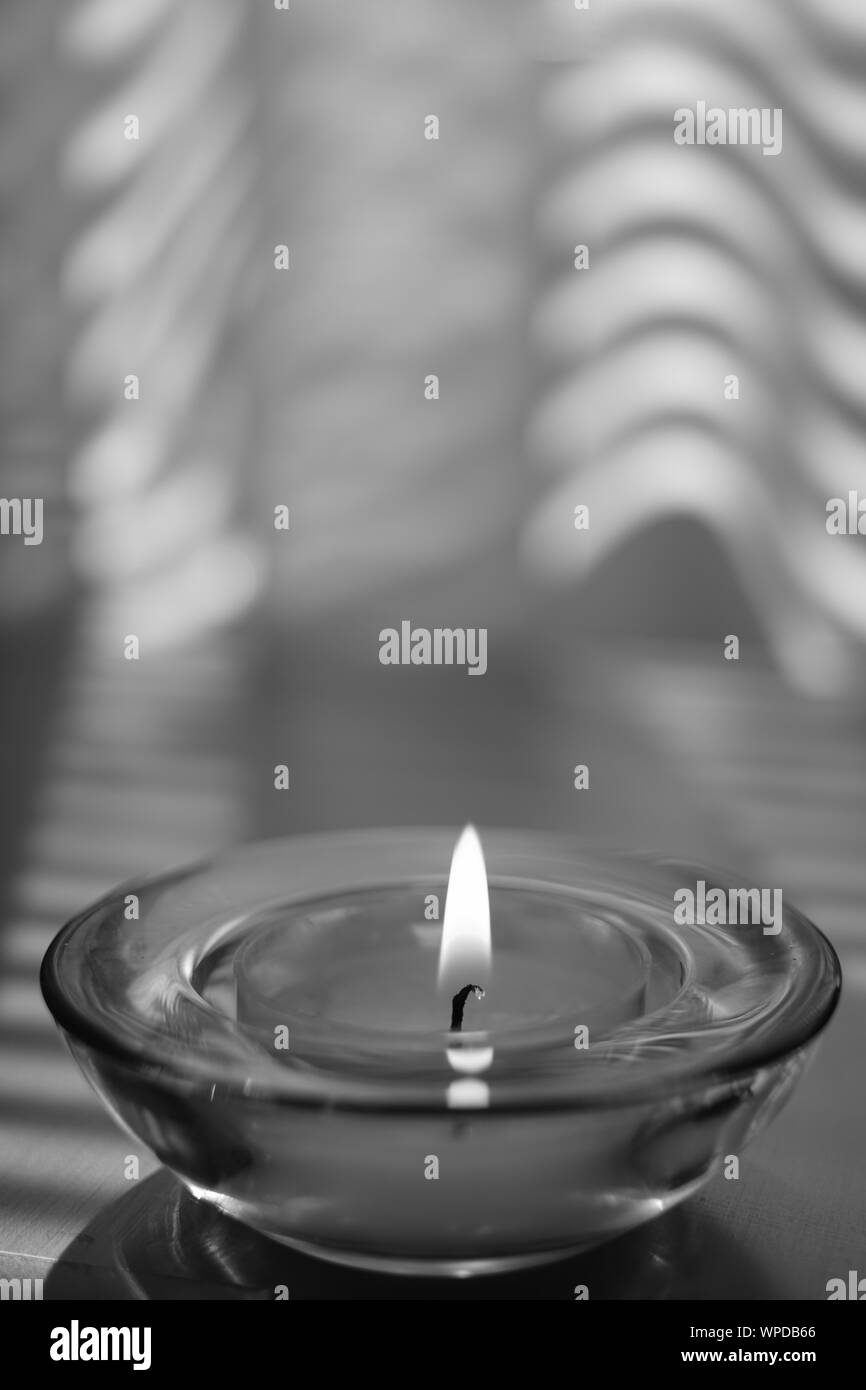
[[41, 830, 841, 1276]]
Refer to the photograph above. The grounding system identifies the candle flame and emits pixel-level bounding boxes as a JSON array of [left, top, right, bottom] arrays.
[[437, 824, 491, 994]]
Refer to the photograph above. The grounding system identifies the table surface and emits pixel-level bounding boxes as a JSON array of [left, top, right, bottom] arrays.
[[1, 615, 863, 1299]]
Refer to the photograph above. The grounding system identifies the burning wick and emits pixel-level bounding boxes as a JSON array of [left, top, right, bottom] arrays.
[[450, 984, 485, 1033]]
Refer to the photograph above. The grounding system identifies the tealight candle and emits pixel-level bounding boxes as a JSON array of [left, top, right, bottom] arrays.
[[226, 827, 664, 1264], [42, 827, 842, 1276], [234, 825, 652, 1133], [234, 827, 650, 1057]]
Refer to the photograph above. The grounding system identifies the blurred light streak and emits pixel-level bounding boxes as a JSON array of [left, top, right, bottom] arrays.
[[524, 0, 866, 695], [60, 0, 263, 650]]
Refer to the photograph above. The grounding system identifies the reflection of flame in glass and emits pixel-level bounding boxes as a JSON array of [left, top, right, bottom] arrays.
[[446, 1043, 494, 1075]]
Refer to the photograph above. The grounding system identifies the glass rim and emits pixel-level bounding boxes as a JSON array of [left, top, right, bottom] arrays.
[[40, 827, 843, 1113]]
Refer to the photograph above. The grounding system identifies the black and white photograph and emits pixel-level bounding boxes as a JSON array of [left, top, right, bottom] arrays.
[[0, 0, 864, 1347]]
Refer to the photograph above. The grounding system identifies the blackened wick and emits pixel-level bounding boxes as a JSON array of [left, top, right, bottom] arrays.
[[450, 984, 485, 1032]]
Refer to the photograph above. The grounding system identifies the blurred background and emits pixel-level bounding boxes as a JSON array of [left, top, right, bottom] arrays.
[[1, 0, 865, 1299]]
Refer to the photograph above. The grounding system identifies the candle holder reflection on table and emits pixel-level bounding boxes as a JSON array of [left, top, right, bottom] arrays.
[[40, 828, 840, 1277]]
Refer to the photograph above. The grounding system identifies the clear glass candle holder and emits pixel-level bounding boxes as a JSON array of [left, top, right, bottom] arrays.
[[41, 830, 841, 1277]]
